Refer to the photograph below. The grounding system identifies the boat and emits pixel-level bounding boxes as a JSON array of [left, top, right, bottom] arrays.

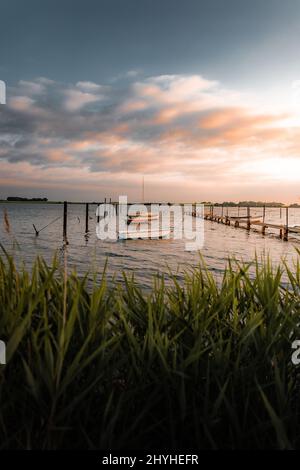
[[118, 211, 169, 240], [127, 211, 158, 224], [117, 177, 170, 240], [288, 225, 300, 233]]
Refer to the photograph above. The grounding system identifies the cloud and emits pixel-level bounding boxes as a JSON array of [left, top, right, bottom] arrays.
[[18, 80, 46, 95], [0, 74, 299, 201], [9, 96, 35, 112], [117, 99, 148, 114], [126, 70, 141, 78], [63, 88, 104, 112], [75, 81, 105, 93]]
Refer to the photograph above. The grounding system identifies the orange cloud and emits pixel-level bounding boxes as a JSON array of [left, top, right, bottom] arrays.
[[2, 74, 300, 202], [118, 100, 148, 113], [45, 149, 73, 163]]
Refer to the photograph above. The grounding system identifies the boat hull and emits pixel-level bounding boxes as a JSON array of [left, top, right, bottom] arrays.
[[118, 228, 170, 240]]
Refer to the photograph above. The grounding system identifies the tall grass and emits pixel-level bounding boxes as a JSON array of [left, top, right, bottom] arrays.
[[0, 247, 300, 449]]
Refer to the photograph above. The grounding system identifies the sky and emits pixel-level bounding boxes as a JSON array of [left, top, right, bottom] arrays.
[[1, 0, 300, 202]]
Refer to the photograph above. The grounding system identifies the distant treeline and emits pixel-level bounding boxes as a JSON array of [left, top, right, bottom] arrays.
[[6, 197, 48, 202], [202, 201, 300, 208]]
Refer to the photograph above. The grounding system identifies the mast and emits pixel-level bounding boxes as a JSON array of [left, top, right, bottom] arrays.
[[142, 175, 145, 203]]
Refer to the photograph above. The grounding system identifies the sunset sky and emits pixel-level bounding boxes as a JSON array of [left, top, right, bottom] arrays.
[[1, 0, 300, 202]]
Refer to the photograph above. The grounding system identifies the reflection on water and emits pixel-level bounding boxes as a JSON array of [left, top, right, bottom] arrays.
[[1, 203, 300, 288]]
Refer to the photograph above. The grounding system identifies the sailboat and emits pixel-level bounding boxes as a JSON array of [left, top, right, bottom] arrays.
[[118, 177, 170, 240]]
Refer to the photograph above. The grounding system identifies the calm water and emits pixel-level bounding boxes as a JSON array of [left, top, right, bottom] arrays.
[[1, 202, 300, 288]]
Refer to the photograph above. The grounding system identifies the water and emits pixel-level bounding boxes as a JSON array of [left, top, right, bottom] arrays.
[[1, 202, 300, 288]]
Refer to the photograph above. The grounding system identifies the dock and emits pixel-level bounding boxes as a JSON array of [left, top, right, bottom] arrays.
[[187, 205, 300, 242], [27, 200, 300, 245]]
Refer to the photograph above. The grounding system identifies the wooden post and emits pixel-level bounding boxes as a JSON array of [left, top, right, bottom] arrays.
[[284, 206, 289, 241], [85, 203, 89, 233], [238, 205, 240, 217], [63, 201, 68, 244], [262, 205, 266, 235], [247, 206, 251, 230], [33, 224, 39, 236], [211, 204, 214, 219]]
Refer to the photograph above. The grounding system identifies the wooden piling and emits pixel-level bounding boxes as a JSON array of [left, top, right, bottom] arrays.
[[247, 206, 251, 230], [284, 206, 289, 241], [192, 202, 196, 217], [85, 203, 89, 233], [63, 201, 68, 244], [33, 224, 39, 236], [279, 228, 283, 239], [262, 205, 266, 235]]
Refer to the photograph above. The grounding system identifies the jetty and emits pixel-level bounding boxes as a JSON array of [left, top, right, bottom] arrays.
[[24, 199, 300, 244], [189, 205, 300, 241]]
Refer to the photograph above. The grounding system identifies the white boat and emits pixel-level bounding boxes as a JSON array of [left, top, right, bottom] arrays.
[[127, 211, 158, 224], [288, 225, 300, 233], [118, 211, 169, 240], [117, 177, 170, 240], [118, 228, 170, 240]]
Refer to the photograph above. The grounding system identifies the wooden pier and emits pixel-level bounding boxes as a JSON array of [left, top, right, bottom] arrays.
[[31, 200, 300, 245], [203, 213, 289, 240], [187, 205, 300, 242]]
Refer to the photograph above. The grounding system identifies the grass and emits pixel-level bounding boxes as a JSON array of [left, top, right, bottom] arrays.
[[0, 247, 300, 449]]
